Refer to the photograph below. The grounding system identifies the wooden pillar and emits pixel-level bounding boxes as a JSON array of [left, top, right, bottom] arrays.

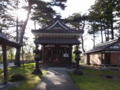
[[17, 47, 21, 66], [42, 45, 43, 62], [102, 51, 105, 66], [2, 44, 8, 85], [42, 45, 45, 63], [69, 45, 72, 67], [87, 53, 90, 65], [101, 52, 103, 64]]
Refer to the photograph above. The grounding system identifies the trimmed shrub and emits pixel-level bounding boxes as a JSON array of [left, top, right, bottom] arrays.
[[9, 74, 27, 82]]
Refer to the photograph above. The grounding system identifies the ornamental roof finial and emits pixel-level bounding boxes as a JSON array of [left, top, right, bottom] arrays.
[[55, 14, 61, 20]]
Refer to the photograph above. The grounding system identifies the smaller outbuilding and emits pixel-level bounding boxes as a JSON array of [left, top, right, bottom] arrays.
[[84, 37, 120, 66]]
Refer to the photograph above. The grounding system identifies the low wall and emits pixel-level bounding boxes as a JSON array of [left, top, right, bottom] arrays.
[[89, 53, 102, 65]]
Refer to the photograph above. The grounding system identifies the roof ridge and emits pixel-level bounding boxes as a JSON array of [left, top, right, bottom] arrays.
[[46, 20, 70, 30], [95, 39, 117, 48]]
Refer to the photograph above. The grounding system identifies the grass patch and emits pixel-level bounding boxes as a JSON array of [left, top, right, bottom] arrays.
[[68, 67, 120, 90], [0, 63, 47, 90]]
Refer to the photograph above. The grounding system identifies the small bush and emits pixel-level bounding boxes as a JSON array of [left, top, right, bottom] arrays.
[[9, 74, 27, 82]]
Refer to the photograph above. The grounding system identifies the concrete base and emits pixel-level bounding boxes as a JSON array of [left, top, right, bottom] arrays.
[[73, 69, 83, 75], [32, 69, 42, 74]]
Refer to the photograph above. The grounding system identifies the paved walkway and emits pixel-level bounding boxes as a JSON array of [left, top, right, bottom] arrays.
[[0, 62, 15, 69], [34, 68, 78, 90]]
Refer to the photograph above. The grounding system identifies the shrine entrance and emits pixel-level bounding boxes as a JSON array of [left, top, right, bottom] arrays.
[[42, 45, 72, 67], [32, 16, 83, 68]]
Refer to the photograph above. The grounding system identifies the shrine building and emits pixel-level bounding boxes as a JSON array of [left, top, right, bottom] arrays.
[[32, 16, 84, 67]]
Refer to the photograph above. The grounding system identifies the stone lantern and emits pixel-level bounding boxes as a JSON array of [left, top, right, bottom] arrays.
[[73, 45, 83, 75], [32, 44, 42, 74]]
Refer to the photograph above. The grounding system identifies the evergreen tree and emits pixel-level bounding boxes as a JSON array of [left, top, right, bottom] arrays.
[[88, 0, 120, 44], [64, 13, 88, 53]]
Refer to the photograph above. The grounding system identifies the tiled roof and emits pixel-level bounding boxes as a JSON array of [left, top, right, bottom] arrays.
[[46, 20, 69, 30], [32, 29, 84, 33], [86, 38, 119, 53], [34, 37, 80, 45], [0, 31, 21, 48]]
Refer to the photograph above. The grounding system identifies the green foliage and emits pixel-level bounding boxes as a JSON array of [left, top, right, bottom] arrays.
[[65, 13, 88, 30], [64, 13, 87, 52], [68, 67, 120, 90], [7, 48, 15, 60], [9, 74, 27, 81], [88, 0, 120, 41], [30, 0, 67, 28]]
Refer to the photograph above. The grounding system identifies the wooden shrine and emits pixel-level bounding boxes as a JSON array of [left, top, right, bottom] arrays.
[[32, 16, 84, 67]]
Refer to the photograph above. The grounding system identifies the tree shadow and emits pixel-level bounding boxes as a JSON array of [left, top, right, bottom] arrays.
[[35, 68, 78, 90]]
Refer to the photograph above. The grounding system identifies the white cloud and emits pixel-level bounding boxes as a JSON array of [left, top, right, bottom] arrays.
[[54, 0, 95, 18]]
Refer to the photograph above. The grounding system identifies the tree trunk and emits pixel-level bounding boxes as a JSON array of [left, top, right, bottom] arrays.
[[16, 16, 19, 42], [107, 29, 110, 41], [19, 5, 31, 44], [104, 25, 107, 42], [80, 22, 85, 53], [81, 35, 85, 53], [101, 26, 103, 43], [110, 19, 114, 40], [16, 1, 19, 42], [11, 54, 13, 60], [34, 21, 36, 30], [15, 4, 31, 66], [14, 48, 21, 66], [100, 20, 103, 43], [107, 17, 110, 41], [93, 33, 95, 48], [110, 6, 114, 40]]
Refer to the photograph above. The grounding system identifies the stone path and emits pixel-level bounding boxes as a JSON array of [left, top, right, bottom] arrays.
[[34, 68, 78, 90]]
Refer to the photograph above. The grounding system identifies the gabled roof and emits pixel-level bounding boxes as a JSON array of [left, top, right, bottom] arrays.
[[32, 16, 84, 34], [46, 20, 69, 30], [86, 37, 120, 53], [46, 16, 70, 30]]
